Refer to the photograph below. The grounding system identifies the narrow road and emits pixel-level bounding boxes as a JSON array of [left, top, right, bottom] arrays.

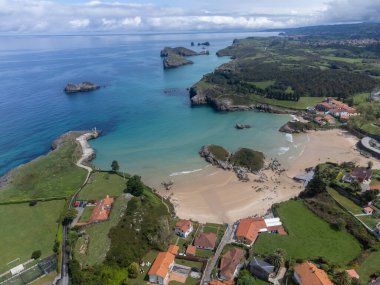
[[202, 224, 234, 284], [54, 130, 99, 285]]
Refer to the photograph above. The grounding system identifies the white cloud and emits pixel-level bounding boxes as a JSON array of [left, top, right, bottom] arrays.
[[0, 0, 378, 34]]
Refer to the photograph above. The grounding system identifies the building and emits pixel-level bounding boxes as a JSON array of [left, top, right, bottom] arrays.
[[345, 269, 359, 280], [194, 232, 217, 250], [186, 245, 196, 256], [369, 91, 380, 101], [167, 244, 179, 255], [363, 207, 373, 215], [315, 98, 358, 118], [370, 184, 380, 191], [249, 257, 275, 281], [219, 248, 245, 281], [235, 217, 286, 246], [314, 116, 326, 126], [343, 167, 372, 183], [323, 115, 335, 125], [148, 251, 175, 285], [293, 261, 334, 285], [89, 195, 114, 223], [175, 220, 193, 238]]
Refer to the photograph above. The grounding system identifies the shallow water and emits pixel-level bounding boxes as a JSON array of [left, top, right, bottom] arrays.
[[0, 32, 306, 184]]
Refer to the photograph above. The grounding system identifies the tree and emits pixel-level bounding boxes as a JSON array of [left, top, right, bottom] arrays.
[[125, 175, 144, 197], [305, 174, 326, 196], [128, 262, 139, 279], [334, 271, 351, 285], [368, 161, 374, 169], [63, 208, 77, 225], [236, 269, 256, 285], [111, 160, 120, 172], [31, 250, 41, 260], [266, 253, 285, 271]]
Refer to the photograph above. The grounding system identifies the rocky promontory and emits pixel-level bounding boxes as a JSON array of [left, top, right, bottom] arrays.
[[64, 82, 99, 93], [279, 121, 313, 133], [160, 47, 209, 69], [199, 144, 265, 181]]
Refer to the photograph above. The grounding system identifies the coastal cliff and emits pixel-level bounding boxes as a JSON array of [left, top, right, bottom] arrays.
[[64, 82, 99, 93], [160, 46, 209, 69]]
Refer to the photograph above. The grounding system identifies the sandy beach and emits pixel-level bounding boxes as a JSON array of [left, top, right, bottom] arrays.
[[156, 129, 380, 224]]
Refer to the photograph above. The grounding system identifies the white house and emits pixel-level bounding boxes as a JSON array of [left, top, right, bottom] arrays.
[[175, 220, 193, 238]]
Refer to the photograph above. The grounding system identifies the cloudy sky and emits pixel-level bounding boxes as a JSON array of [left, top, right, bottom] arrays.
[[0, 0, 379, 34]]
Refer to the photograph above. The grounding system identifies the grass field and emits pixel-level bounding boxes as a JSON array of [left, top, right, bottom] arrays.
[[253, 200, 362, 265], [29, 272, 57, 285], [352, 92, 370, 105], [358, 251, 380, 283], [77, 171, 126, 200], [79, 206, 94, 223], [175, 259, 203, 271], [251, 80, 275, 89], [0, 134, 86, 202], [357, 215, 380, 228], [322, 56, 363, 64], [249, 94, 324, 110], [360, 123, 380, 136], [0, 200, 65, 273], [74, 195, 129, 267], [196, 248, 214, 258], [327, 187, 363, 214]]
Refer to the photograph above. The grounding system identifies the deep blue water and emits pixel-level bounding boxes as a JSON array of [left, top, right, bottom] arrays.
[[0, 32, 303, 183]]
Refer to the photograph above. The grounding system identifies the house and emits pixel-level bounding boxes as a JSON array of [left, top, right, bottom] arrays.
[[370, 184, 380, 191], [219, 248, 245, 281], [314, 116, 326, 126], [235, 217, 286, 246], [345, 269, 359, 279], [249, 257, 275, 281], [186, 245, 196, 256], [293, 261, 334, 285], [363, 207, 373, 215], [148, 251, 175, 285], [194, 232, 217, 250], [323, 115, 335, 125], [175, 220, 193, 238], [89, 195, 114, 223], [343, 167, 372, 183], [315, 98, 358, 118], [167, 244, 179, 255], [339, 115, 349, 123]]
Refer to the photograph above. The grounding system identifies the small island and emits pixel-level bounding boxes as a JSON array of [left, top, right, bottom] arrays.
[[160, 47, 209, 69], [64, 82, 99, 93], [199, 144, 265, 181], [235, 123, 251, 129]]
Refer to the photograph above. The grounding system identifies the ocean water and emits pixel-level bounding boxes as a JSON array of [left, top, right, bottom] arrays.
[[0, 32, 305, 184]]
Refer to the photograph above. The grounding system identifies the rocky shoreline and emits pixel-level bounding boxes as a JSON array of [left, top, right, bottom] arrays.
[[0, 130, 100, 189], [161, 47, 209, 69]]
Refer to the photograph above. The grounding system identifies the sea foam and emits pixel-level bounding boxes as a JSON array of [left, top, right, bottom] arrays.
[[285, 133, 293, 143], [169, 168, 203, 176], [277, 147, 290, 155]]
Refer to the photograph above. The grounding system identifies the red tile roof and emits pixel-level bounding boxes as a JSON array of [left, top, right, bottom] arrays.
[[176, 220, 192, 232], [370, 184, 380, 191], [363, 207, 373, 213], [294, 262, 334, 285], [186, 245, 196, 256], [89, 195, 114, 222], [148, 252, 175, 279], [168, 244, 179, 255], [236, 217, 266, 244], [220, 248, 245, 280], [194, 232, 217, 249]]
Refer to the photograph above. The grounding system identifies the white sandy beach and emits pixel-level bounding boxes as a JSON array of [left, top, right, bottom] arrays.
[[156, 129, 380, 224]]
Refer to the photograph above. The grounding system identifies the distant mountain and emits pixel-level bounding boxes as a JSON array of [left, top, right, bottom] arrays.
[[267, 22, 380, 39]]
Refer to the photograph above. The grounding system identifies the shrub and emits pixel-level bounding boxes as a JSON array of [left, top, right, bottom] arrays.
[[29, 200, 37, 206], [230, 148, 265, 171], [128, 262, 139, 279], [31, 250, 42, 260], [125, 175, 144, 197]]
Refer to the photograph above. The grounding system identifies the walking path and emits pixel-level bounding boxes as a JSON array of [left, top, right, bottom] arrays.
[[54, 130, 100, 285]]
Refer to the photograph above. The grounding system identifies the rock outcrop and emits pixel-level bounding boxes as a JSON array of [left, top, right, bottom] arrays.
[[64, 82, 99, 93], [235, 123, 252, 129], [160, 47, 209, 69], [279, 121, 313, 133], [199, 145, 265, 181]]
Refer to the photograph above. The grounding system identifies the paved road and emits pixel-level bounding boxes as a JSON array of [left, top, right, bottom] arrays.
[[202, 224, 234, 284]]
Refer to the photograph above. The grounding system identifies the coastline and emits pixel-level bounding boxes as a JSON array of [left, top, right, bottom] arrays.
[[154, 128, 380, 223]]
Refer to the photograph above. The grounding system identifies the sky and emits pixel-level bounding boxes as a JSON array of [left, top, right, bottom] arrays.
[[0, 0, 379, 34]]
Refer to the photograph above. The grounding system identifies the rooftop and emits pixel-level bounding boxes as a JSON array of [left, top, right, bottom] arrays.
[[148, 251, 175, 278], [294, 261, 333, 285], [176, 220, 192, 232], [194, 232, 217, 249], [220, 248, 245, 279]]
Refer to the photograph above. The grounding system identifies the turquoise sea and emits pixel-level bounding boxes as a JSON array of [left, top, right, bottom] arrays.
[[0, 32, 305, 184]]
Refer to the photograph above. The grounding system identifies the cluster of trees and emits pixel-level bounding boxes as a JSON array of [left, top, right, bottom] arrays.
[[203, 58, 376, 101]]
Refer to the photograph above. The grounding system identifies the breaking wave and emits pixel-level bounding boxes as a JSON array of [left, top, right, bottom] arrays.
[[169, 168, 203, 176]]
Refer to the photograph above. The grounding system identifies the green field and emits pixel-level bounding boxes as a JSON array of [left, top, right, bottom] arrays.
[[0, 200, 65, 273], [327, 187, 363, 214], [358, 251, 380, 283], [249, 94, 324, 110], [251, 80, 275, 89], [196, 248, 214, 258], [357, 215, 380, 228], [253, 200, 362, 265], [74, 195, 129, 266], [352, 92, 370, 105], [175, 259, 203, 271], [79, 206, 94, 223], [322, 56, 363, 64], [360, 123, 380, 136], [0, 134, 86, 202], [77, 171, 126, 200]]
